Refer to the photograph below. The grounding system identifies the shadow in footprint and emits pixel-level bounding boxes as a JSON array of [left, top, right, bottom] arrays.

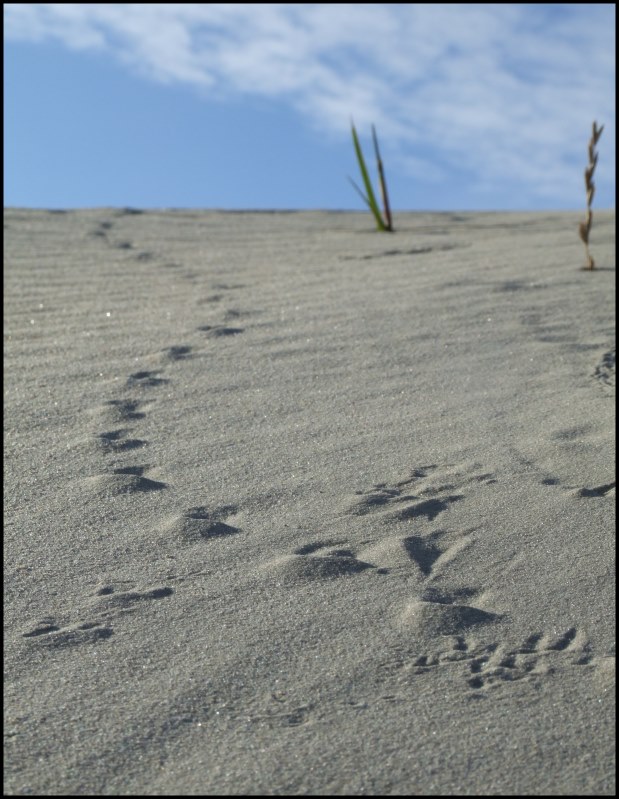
[[93, 585, 174, 610], [420, 586, 479, 605], [89, 466, 167, 495], [198, 325, 244, 337], [164, 506, 241, 542], [127, 371, 169, 387], [23, 621, 113, 648], [545, 627, 577, 651], [399, 600, 500, 637], [294, 540, 345, 555], [396, 495, 464, 522], [164, 345, 193, 361], [98, 430, 147, 451], [576, 482, 615, 497], [103, 399, 148, 421], [403, 533, 444, 576]]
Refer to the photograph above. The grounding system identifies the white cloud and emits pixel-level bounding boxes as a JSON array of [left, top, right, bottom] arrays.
[[4, 3, 615, 204]]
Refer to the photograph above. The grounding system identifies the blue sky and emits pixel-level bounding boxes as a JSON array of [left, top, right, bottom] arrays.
[[4, 3, 615, 211]]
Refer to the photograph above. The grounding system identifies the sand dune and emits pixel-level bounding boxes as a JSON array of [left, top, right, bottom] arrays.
[[4, 208, 615, 795]]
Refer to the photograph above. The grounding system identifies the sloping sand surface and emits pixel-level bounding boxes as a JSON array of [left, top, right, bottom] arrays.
[[4, 209, 615, 795]]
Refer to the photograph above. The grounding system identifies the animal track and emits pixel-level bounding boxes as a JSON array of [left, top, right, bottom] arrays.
[[89, 220, 113, 240], [356, 528, 472, 581], [293, 539, 346, 555], [126, 370, 169, 387], [419, 586, 479, 604], [348, 465, 494, 623], [92, 584, 174, 609], [495, 279, 548, 293], [465, 628, 594, 690], [593, 347, 615, 391], [162, 345, 193, 361], [347, 463, 492, 586], [398, 592, 500, 637], [404, 627, 599, 693], [402, 532, 446, 576], [197, 324, 244, 337], [98, 399, 150, 422], [260, 540, 381, 585], [87, 465, 167, 496], [511, 451, 614, 499], [50, 217, 257, 649], [351, 462, 609, 699], [22, 584, 174, 648], [97, 429, 147, 452], [160, 506, 241, 542], [348, 462, 496, 523], [575, 481, 616, 498], [351, 488, 464, 522], [339, 244, 462, 261], [22, 620, 114, 648]]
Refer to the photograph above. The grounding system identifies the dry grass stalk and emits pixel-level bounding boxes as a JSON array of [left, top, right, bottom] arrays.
[[578, 121, 604, 269], [372, 125, 393, 232]]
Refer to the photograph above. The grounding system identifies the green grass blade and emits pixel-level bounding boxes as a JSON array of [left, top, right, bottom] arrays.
[[347, 176, 371, 209], [351, 121, 386, 231], [372, 125, 393, 231]]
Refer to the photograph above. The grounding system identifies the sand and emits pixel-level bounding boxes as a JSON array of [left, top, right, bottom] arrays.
[[3, 208, 615, 795]]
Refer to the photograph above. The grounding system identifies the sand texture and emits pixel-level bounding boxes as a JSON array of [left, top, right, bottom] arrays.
[[4, 209, 615, 795]]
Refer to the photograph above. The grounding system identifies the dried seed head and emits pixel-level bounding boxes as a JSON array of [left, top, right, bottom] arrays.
[[580, 121, 603, 269], [592, 121, 604, 144]]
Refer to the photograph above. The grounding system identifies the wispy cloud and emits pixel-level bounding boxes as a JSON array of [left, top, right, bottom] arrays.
[[4, 3, 615, 204]]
